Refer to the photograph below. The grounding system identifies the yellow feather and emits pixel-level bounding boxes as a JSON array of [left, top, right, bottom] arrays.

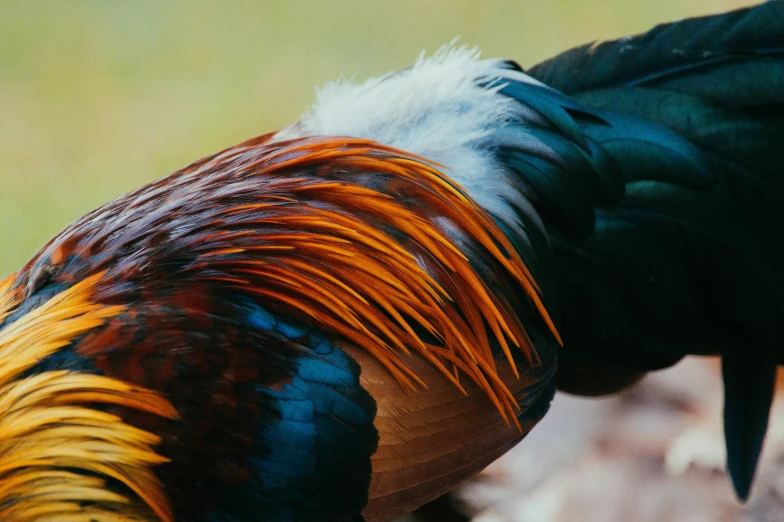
[[0, 274, 176, 522]]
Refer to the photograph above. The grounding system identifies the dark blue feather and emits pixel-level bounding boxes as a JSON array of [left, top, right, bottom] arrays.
[[200, 302, 378, 522]]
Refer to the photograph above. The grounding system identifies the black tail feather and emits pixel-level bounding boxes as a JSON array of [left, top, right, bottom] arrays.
[[722, 346, 777, 500], [522, 0, 784, 500]]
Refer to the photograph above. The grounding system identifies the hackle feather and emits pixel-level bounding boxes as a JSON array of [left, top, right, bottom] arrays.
[[178, 137, 559, 424]]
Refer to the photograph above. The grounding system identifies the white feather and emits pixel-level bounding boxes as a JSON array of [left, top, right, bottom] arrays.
[[274, 44, 542, 224]]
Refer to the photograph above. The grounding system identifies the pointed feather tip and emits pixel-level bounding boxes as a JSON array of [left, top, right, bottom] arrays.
[[721, 348, 777, 505], [732, 476, 752, 503], [725, 421, 763, 503]]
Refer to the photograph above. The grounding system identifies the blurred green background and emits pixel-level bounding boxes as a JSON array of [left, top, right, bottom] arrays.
[[0, 0, 756, 275]]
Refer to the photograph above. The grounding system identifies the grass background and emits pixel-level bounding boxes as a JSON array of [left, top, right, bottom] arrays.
[[0, 0, 756, 275]]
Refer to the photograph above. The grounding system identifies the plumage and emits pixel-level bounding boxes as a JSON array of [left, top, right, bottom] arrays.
[[0, 1, 783, 520]]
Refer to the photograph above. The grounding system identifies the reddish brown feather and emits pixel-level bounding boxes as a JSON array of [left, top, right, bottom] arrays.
[[219, 136, 558, 420], [23, 136, 559, 424]]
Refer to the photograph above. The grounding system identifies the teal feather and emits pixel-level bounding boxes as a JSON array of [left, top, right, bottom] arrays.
[[508, 0, 784, 500]]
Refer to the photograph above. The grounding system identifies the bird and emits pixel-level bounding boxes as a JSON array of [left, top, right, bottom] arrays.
[[0, 1, 782, 521]]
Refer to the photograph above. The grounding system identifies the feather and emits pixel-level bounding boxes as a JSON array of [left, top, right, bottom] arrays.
[[528, 1, 784, 94], [527, 0, 784, 500], [0, 274, 176, 522]]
